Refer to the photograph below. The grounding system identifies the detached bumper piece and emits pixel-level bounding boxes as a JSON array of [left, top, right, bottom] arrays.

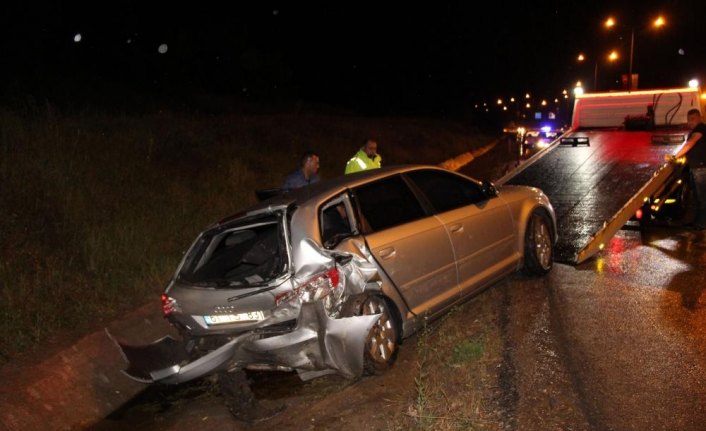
[[111, 335, 191, 383], [560, 136, 590, 147]]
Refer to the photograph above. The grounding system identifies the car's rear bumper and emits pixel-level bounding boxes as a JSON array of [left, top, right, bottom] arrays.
[[109, 301, 380, 384]]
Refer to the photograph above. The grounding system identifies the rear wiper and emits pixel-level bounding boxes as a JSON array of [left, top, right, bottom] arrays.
[[227, 274, 292, 302]]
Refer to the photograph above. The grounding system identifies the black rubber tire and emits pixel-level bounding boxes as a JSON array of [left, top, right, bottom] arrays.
[[218, 371, 283, 422], [675, 179, 692, 221], [218, 370, 256, 419], [360, 295, 399, 375], [523, 209, 554, 275], [639, 201, 652, 233]]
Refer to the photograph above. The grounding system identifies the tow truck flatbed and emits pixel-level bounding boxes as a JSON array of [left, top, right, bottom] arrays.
[[492, 87, 700, 264], [498, 129, 683, 263]]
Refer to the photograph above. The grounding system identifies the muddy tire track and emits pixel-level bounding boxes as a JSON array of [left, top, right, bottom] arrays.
[[496, 275, 591, 430], [496, 283, 519, 430]]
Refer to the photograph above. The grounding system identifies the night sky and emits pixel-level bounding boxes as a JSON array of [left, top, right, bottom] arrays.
[[2, 1, 705, 115]]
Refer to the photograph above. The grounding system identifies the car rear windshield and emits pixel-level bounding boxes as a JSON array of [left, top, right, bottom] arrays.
[[177, 215, 288, 287]]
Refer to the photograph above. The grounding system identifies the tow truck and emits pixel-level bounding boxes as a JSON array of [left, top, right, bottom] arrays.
[[495, 87, 702, 264]]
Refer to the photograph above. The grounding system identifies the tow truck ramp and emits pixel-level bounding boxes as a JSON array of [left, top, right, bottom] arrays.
[[495, 87, 699, 265], [498, 130, 684, 265]]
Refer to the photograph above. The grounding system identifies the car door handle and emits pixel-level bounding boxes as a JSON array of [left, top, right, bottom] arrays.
[[449, 223, 464, 233], [378, 247, 396, 259]]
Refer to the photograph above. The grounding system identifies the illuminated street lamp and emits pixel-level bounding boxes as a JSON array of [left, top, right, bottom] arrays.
[[577, 52, 599, 91], [574, 81, 584, 97], [605, 15, 666, 91], [577, 47, 620, 92]]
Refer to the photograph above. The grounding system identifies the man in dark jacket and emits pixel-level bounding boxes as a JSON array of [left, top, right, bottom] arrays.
[[282, 151, 320, 190]]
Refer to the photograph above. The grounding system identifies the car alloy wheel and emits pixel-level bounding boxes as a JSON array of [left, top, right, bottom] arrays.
[[360, 295, 399, 374], [524, 210, 553, 275]]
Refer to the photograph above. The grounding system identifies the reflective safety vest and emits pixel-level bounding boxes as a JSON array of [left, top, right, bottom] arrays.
[[344, 149, 382, 174]]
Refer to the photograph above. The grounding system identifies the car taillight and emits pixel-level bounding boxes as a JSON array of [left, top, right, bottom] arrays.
[[161, 294, 179, 316], [275, 267, 341, 307]]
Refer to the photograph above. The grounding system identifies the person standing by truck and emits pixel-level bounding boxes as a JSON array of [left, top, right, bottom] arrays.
[[674, 109, 706, 229]]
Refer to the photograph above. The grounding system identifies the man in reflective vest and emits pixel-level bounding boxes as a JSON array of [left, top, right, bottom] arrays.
[[344, 138, 382, 174]]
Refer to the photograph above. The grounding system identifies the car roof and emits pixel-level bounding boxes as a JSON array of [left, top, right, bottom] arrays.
[[238, 164, 478, 220]]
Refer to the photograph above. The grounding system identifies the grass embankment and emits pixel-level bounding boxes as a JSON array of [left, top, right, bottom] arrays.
[[0, 108, 495, 363], [367, 285, 506, 431]]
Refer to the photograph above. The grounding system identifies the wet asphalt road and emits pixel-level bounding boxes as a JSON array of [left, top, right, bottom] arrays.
[[546, 226, 706, 430], [88, 225, 706, 431], [499, 225, 706, 431]]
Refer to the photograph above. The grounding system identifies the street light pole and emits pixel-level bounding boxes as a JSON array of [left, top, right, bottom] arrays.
[[610, 16, 664, 91], [628, 27, 635, 91], [577, 53, 600, 92]]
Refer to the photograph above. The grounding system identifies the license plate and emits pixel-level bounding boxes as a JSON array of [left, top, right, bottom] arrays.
[[204, 311, 264, 325]]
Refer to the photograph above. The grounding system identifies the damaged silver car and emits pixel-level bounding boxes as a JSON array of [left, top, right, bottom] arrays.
[[112, 164, 556, 415]]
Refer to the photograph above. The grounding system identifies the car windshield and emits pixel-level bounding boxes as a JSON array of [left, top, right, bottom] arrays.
[[177, 214, 288, 287]]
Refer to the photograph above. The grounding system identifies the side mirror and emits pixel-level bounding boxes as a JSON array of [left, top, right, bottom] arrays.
[[481, 180, 498, 198]]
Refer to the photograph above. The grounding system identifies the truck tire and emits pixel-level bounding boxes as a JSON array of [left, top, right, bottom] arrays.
[[639, 201, 652, 233]]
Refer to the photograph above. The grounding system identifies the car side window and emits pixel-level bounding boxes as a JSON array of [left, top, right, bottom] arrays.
[[354, 176, 426, 232], [320, 200, 353, 248], [406, 170, 486, 213]]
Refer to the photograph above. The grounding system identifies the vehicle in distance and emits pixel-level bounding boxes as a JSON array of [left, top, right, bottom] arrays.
[[113, 165, 557, 406], [522, 125, 561, 151], [504, 121, 565, 157]]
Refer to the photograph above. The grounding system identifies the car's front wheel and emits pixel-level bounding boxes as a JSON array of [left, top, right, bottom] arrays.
[[360, 295, 399, 375], [523, 209, 554, 275]]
